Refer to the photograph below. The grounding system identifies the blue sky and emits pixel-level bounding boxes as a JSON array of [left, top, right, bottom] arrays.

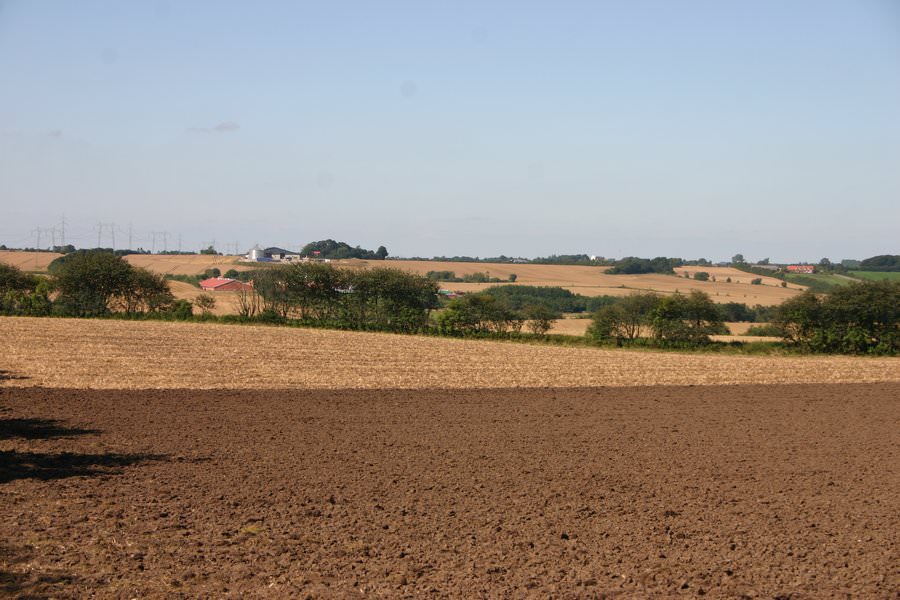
[[1, 1, 898, 262]]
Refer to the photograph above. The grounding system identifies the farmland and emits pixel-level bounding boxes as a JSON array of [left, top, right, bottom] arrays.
[[1, 260, 898, 596], [2, 317, 898, 389], [0, 251, 807, 307], [1, 316, 898, 597], [851, 270, 900, 282]]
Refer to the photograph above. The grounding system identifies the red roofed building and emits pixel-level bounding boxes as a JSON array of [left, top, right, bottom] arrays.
[[786, 265, 815, 274], [199, 277, 254, 292]]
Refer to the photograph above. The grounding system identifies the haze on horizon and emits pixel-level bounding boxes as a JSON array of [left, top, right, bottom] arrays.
[[1, 1, 898, 264]]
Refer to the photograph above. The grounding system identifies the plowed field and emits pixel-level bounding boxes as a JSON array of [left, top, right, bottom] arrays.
[[1, 385, 898, 598], [2, 317, 899, 597]]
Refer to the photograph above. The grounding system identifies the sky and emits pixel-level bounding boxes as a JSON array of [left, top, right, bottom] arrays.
[[1, 0, 898, 262]]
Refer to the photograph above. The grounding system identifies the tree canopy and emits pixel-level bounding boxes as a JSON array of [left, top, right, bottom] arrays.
[[299, 239, 388, 260]]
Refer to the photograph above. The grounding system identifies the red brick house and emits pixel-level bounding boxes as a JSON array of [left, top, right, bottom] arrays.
[[199, 277, 254, 292]]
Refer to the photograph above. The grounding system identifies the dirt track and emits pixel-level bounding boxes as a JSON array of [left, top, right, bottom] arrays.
[[2, 384, 898, 598]]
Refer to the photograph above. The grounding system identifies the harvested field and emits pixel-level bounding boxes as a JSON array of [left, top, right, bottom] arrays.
[[167, 281, 244, 316], [0, 250, 62, 272], [548, 318, 593, 336], [1, 317, 897, 389], [124, 254, 249, 276], [371, 260, 805, 306], [1, 384, 898, 597]]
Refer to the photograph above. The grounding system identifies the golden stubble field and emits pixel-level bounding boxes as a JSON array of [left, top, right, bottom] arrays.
[[1, 317, 896, 390], [360, 260, 804, 306]]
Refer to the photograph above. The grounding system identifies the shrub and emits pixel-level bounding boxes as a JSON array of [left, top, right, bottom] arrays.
[[524, 304, 559, 336], [168, 299, 194, 320], [693, 272, 710, 281], [750, 278, 762, 285], [744, 324, 784, 336], [194, 293, 217, 315]]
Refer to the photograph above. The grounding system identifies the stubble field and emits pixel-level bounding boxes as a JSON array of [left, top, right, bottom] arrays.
[[1, 317, 897, 389], [2, 316, 899, 598]]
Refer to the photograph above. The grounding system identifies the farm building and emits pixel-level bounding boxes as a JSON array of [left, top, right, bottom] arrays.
[[243, 245, 300, 262], [263, 247, 300, 261], [786, 265, 815, 274], [199, 277, 254, 292]]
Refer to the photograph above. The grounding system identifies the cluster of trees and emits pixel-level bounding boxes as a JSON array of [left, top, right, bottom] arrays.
[[425, 271, 513, 284], [300, 239, 388, 260], [774, 281, 898, 354], [477, 285, 617, 314], [531, 254, 612, 266], [0, 251, 181, 318], [241, 263, 438, 332], [434, 294, 559, 336], [858, 255, 900, 272], [0, 263, 52, 316], [587, 291, 727, 346], [606, 257, 683, 275]]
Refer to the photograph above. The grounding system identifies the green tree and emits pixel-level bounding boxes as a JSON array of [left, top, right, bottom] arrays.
[[776, 281, 899, 354], [650, 291, 725, 344], [693, 271, 710, 281], [117, 268, 174, 314], [0, 263, 51, 316], [194, 293, 217, 316], [587, 292, 659, 342], [524, 304, 559, 336], [51, 251, 133, 316], [434, 294, 522, 335]]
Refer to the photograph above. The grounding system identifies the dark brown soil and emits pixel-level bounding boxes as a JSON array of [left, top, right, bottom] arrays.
[[1, 384, 898, 598]]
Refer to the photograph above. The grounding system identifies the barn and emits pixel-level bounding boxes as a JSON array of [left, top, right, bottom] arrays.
[[199, 277, 254, 292]]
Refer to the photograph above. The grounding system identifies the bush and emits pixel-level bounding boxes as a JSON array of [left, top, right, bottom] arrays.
[[693, 272, 710, 281], [426, 270, 458, 282], [194, 293, 217, 315], [524, 304, 559, 336], [744, 324, 784, 336], [168, 299, 194, 320], [750, 278, 762, 285]]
